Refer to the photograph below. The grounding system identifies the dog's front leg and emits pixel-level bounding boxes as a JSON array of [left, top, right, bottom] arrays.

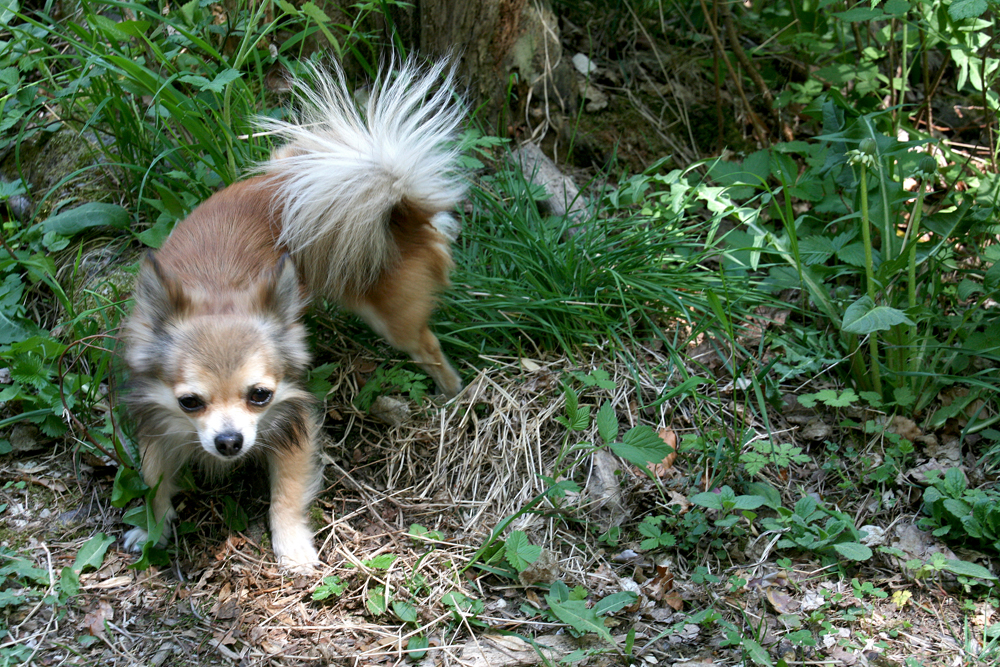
[[124, 438, 182, 552], [266, 424, 322, 573]]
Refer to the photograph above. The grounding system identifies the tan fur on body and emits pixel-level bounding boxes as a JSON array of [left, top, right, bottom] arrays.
[[122, 61, 465, 573]]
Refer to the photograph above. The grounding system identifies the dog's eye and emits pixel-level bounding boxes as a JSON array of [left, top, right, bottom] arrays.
[[178, 395, 204, 412], [248, 387, 273, 406]]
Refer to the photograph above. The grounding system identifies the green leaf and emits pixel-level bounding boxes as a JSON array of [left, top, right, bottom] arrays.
[[406, 635, 429, 660], [842, 296, 914, 334], [179, 69, 242, 94], [73, 533, 115, 574], [740, 635, 774, 666], [731, 495, 767, 511], [545, 597, 615, 646], [608, 425, 672, 471], [366, 586, 388, 615], [312, 575, 347, 601], [365, 554, 398, 570], [41, 203, 130, 236], [831, 542, 873, 561], [691, 490, 724, 510], [948, 0, 989, 20], [392, 600, 418, 623], [940, 558, 998, 581], [595, 402, 618, 443], [0, 0, 18, 26], [111, 466, 149, 508], [222, 496, 248, 532], [592, 591, 637, 616], [59, 566, 80, 598], [136, 217, 174, 248], [505, 531, 541, 572], [831, 7, 884, 22]]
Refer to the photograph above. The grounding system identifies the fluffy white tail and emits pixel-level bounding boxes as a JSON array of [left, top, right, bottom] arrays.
[[258, 60, 465, 298]]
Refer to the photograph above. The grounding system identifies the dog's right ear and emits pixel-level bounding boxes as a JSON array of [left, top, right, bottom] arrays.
[[259, 254, 306, 326], [135, 253, 189, 327]]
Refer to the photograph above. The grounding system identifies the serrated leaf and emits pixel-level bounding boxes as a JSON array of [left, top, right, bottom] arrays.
[[831, 542, 873, 561], [505, 531, 541, 572], [609, 425, 673, 471], [595, 402, 618, 443], [842, 296, 913, 334], [948, 0, 988, 20]]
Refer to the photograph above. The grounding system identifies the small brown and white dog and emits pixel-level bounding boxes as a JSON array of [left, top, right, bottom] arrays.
[[121, 61, 465, 572]]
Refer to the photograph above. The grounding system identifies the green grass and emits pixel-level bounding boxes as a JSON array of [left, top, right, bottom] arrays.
[[441, 164, 760, 368]]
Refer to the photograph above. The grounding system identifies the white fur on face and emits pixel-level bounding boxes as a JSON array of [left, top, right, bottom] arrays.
[[173, 353, 279, 461]]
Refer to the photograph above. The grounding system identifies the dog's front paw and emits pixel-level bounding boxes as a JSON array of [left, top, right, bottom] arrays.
[[123, 520, 171, 553], [273, 529, 320, 574], [123, 527, 150, 553]]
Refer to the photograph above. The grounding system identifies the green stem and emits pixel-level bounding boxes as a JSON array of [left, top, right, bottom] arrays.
[[906, 182, 927, 383], [859, 163, 882, 395]]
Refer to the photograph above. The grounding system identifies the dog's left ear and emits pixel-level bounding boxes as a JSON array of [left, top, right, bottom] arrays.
[[260, 254, 306, 325]]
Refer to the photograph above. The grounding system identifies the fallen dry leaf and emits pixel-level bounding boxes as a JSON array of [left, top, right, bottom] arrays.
[[82, 600, 113, 638], [646, 428, 678, 477], [765, 588, 796, 614]]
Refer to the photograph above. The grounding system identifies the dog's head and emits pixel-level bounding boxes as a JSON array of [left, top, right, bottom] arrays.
[[126, 255, 312, 462]]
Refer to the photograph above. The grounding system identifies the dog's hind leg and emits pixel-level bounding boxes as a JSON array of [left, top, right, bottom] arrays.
[[351, 296, 462, 398], [266, 407, 322, 573]]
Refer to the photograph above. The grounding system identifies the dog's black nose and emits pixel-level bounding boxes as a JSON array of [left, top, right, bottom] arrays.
[[215, 431, 244, 456]]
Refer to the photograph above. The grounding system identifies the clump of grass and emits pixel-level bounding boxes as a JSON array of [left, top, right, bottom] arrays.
[[441, 164, 759, 365]]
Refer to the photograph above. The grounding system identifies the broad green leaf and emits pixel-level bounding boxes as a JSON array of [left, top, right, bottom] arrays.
[[407, 635, 430, 660], [59, 566, 80, 598], [365, 554, 398, 570], [940, 558, 998, 581], [831, 542, 873, 561], [73, 533, 114, 574], [111, 467, 149, 508], [545, 597, 615, 646], [505, 531, 541, 572], [0, 0, 17, 26], [366, 587, 388, 615], [832, 7, 884, 21], [392, 600, 418, 623], [690, 491, 724, 510], [948, 0, 988, 20], [842, 297, 913, 334], [740, 635, 774, 666], [179, 69, 241, 94], [609, 425, 672, 471], [592, 591, 637, 616], [41, 203, 130, 236], [731, 495, 767, 511]]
